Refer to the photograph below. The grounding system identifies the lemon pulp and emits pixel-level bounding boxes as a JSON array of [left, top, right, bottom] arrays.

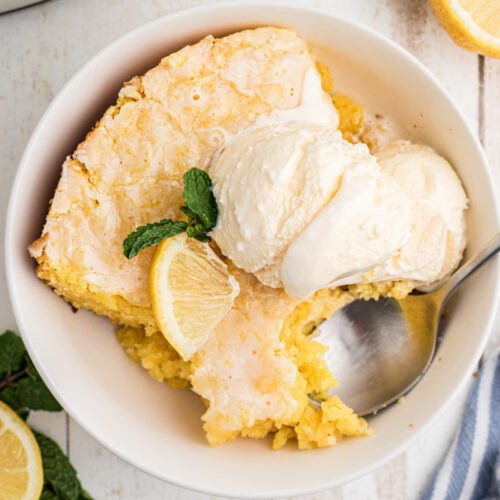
[[150, 233, 239, 360]]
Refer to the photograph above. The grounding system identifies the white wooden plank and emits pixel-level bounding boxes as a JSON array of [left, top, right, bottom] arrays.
[[483, 56, 500, 352], [483, 58, 500, 177]]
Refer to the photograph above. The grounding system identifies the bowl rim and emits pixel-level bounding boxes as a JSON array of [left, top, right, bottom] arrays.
[[6, 1, 500, 497]]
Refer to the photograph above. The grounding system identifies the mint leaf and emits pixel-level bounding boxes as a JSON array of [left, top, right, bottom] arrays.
[[0, 385, 23, 411], [14, 363, 62, 411], [35, 432, 83, 500], [0, 330, 27, 379], [123, 219, 188, 259], [40, 486, 59, 500], [1, 373, 62, 413], [186, 224, 209, 242], [182, 168, 218, 231], [0, 353, 61, 413], [36, 434, 94, 500]]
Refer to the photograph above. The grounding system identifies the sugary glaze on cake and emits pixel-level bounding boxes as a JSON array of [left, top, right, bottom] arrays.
[[29, 27, 333, 334]]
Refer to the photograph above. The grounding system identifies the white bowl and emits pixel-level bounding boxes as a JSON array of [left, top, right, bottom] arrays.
[[6, 2, 500, 497]]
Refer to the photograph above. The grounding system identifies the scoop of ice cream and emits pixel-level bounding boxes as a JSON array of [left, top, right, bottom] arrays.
[[327, 141, 468, 289], [210, 125, 348, 286], [281, 162, 411, 298], [372, 140, 467, 287], [210, 124, 412, 296]]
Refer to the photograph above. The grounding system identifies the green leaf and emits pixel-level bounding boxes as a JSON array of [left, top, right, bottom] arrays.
[[123, 219, 188, 259], [182, 168, 218, 231], [186, 224, 209, 242], [0, 330, 27, 379], [40, 485, 59, 500], [0, 357, 61, 413], [0, 385, 24, 412], [79, 489, 95, 500], [13, 364, 62, 411], [35, 432, 82, 500]]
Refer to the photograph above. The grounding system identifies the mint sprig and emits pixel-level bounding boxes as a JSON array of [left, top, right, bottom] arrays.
[[0, 330, 94, 499], [0, 331, 61, 414], [123, 167, 218, 258]]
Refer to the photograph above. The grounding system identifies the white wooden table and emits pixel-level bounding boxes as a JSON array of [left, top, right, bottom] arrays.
[[1, 0, 500, 498]]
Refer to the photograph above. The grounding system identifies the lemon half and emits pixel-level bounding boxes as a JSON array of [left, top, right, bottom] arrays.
[[0, 401, 43, 500], [429, 0, 500, 58], [150, 233, 239, 360]]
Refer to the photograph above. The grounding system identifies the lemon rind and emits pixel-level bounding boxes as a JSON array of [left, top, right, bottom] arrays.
[[429, 0, 500, 58]]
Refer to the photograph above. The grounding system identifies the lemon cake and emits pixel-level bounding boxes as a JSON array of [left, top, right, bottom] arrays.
[[30, 27, 426, 449]]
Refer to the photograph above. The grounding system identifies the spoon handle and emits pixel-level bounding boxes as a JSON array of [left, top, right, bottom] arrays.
[[440, 233, 500, 301]]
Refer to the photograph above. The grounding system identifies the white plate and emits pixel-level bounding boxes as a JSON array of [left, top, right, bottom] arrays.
[[5, 2, 500, 498]]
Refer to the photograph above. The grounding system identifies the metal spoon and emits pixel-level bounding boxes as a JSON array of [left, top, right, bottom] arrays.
[[314, 233, 500, 416]]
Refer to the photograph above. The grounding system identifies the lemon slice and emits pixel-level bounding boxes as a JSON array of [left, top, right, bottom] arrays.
[[150, 233, 239, 360], [429, 0, 500, 58], [0, 401, 43, 500]]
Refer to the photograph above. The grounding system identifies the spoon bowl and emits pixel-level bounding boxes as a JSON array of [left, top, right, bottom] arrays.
[[316, 233, 500, 416]]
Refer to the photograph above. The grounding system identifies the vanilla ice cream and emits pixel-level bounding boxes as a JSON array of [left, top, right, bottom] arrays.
[[210, 124, 468, 298], [328, 141, 468, 289], [210, 125, 350, 286], [372, 140, 467, 287], [210, 124, 414, 297], [281, 162, 411, 298]]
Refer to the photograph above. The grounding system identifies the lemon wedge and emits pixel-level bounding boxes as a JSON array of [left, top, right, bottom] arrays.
[[0, 401, 43, 500], [150, 233, 239, 360], [429, 0, 500, 58]]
